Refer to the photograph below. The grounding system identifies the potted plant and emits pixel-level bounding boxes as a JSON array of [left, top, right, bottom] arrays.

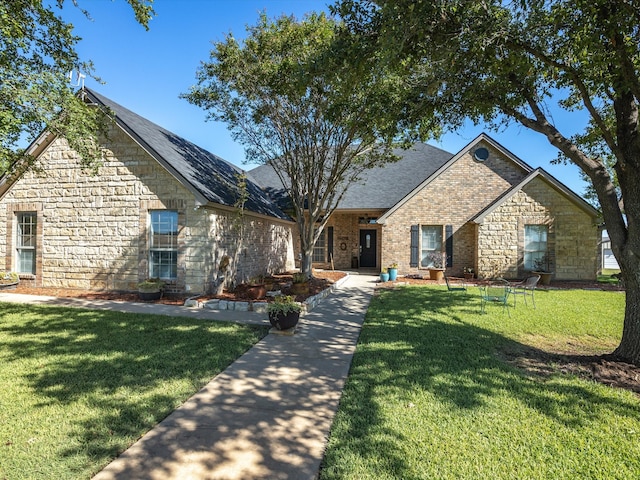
[[388, 263, 398, 281], [246, 275, 267, 299], [463, 267, 475, 280], [380, 268, 390, 282], [137, 278, 165, 301], [426, 252, 446, 281], [532, 254, 553, 286], [267, 295, 302, 330], [290, 272, 309, 295], [0, 272, 19, 290]]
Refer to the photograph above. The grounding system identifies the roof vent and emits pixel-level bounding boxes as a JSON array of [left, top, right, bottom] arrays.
[[473, 147, 489, 162]]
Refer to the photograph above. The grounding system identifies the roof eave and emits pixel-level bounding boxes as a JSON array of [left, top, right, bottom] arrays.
[[0, 130, 58, 201], [200, 202, 294, 224]]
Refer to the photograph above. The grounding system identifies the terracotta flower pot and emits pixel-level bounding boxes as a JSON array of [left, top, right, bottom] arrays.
[[246, 284, 267, 299], [534, 272, 553, 286], [290, 283, 309, 295], [428, 269, 444, 281]]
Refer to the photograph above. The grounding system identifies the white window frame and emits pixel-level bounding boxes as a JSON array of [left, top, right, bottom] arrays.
[[524, 225, 548, 270], [16, 212, 37, 274], [312, 228, 326, 263], [420, 225, 443, 268], [149, 210, 178, 279]]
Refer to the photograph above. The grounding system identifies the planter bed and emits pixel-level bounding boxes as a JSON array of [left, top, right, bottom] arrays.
[[198, 272, 350, 313]]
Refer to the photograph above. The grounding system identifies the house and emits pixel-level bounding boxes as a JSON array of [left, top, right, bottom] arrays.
[[249, 135, 601, 280], [601, 233, 620, 270], [0, 88, 296, 293], [1, 89, 600, 293]]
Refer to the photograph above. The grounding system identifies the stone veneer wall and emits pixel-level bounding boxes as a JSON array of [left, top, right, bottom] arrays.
[[381, 142, 528, 275], [0, 127, 295, 292], [477, 178, 598, 280]]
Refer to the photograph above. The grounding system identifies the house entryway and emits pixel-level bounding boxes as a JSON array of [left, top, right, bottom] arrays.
[[359, 229, 377, 268]]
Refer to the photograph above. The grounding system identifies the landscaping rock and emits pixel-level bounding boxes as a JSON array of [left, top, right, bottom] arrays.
[[234, 302, 249, 312]]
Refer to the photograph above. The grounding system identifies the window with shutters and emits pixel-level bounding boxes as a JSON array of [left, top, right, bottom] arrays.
[[411, 224, 452, 268], [420, 225, 443, 267], [312, 228, 326, 262]]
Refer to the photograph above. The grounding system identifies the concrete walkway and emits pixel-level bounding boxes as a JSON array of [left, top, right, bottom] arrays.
[[0, 273, 376, 479]]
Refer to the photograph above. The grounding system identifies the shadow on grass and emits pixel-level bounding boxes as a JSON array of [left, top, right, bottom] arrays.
[[0, 303, 267, 467], [322, 286, 638, 479]]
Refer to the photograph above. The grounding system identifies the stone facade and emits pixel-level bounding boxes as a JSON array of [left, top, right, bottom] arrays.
[[477, 178, 598, 280], [1, 127, 295, 293]]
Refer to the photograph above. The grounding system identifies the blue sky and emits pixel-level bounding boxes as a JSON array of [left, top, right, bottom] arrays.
[[62, 0, 589, 195]]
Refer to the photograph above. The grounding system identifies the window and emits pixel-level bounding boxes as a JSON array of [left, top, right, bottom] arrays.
[[420, 225, 443, 267], [149, 210, 178, 278], [524, 225, 548, 270], [312, 228, 326, 263], [16, 212, 37, 274]]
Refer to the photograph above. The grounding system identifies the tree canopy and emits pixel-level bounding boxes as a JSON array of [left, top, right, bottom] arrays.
[[335, 0, 640, 363], [183, 12, 398, 277], [0, 0, 154, 175]]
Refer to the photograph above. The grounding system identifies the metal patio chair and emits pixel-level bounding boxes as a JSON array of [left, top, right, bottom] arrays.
[[444, 275, 467, 293], [479, 281, 511, 317], [510, 275, 540, 309]]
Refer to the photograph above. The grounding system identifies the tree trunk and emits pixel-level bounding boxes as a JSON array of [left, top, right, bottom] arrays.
[[613, 259, 640, 363], [301, 250, 313, 278]]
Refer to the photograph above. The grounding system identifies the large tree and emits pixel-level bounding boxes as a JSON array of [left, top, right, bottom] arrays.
[[0, 0, 154, 174], [183, 13, 397, 277], [335, 0, 640, 364]]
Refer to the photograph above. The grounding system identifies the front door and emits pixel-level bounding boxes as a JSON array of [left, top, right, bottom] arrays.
[[359, 229, 377, 268]]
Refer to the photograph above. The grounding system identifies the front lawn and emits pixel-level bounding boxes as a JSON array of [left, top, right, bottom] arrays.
[[321, 286, 639, 479], [0, 303, 267, 479]]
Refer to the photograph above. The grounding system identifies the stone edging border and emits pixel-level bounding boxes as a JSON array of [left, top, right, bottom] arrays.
[[185, 272, 350, 314]]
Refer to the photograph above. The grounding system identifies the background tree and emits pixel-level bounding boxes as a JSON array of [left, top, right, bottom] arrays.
[[183, 13, 397, 278], [334, 0, 640, 364], [0, 0, 154, 175]]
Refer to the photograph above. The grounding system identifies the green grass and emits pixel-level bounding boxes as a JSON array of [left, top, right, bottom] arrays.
[[321, 286, 639, 480], [0, 303, 267, 480], [598, 269, 622, 284]]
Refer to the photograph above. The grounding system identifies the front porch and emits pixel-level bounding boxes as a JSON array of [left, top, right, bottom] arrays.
[[305, 211, 385, 272]]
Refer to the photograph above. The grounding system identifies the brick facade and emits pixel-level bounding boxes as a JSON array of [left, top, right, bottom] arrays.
[[312, 141, 598, 281], [0, 127, 295, 293], [379, 142, 529, 275]]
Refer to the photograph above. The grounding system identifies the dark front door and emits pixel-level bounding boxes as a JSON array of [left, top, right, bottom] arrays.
[[359, 229, 377, 268]]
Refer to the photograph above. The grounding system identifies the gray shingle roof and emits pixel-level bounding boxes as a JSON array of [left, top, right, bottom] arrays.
[[247, 143, 454, 210], [85, 88, 290, 220]]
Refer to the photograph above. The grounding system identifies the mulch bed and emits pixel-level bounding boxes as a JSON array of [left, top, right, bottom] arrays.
[[8, 270, 347, 306], [500, 348, 640, 396]]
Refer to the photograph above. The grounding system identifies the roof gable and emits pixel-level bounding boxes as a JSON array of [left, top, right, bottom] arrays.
[[471, 168, 600, 222], [377, 133, 534, 223], [85, 89, 289, 220]]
